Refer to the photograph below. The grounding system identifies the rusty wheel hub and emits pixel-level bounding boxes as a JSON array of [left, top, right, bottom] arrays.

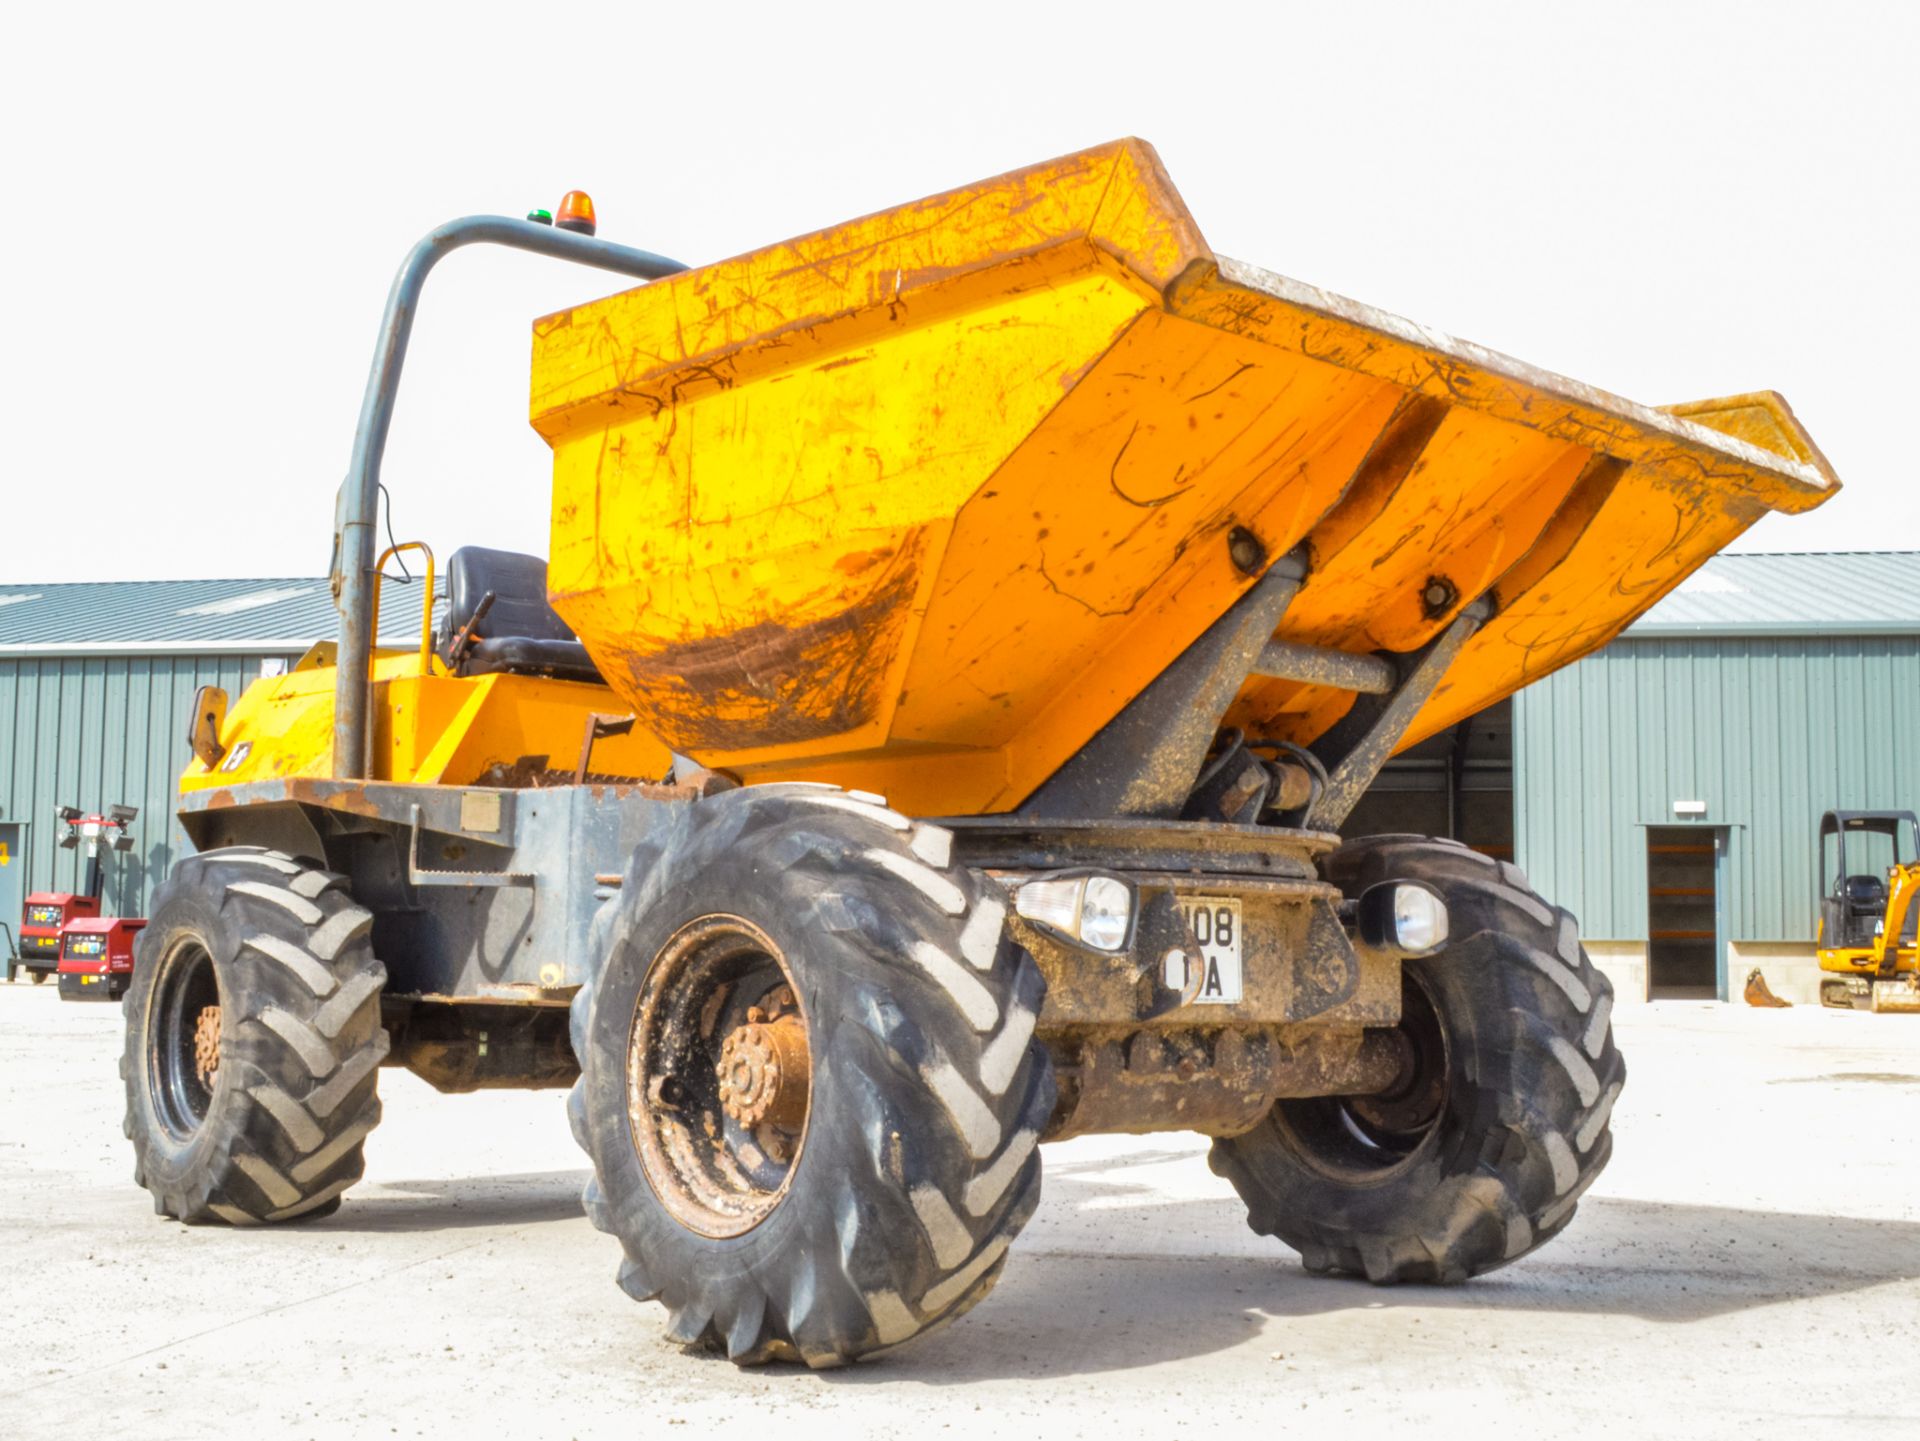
[[192, 1004, 222, 1089], [717, 998, 810, 1132], [629, 918, 812, 1238]]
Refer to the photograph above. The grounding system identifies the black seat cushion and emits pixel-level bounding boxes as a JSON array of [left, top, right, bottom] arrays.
[[440, 546, 605, 685], [466, 636, 605, 684], [1843, 874, 1887, 913]]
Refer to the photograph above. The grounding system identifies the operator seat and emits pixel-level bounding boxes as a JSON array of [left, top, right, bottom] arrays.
[[1842, 874, 1888, 917], [437, 546, 605, 685]]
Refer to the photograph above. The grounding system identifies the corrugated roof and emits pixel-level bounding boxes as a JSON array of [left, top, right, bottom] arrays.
[[1627, 551, 1920, 637], [0, 575, 445, 655], [4, 551, 1912, 653]]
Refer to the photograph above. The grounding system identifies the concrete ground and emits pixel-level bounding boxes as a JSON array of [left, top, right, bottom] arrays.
[[1, 985, 1916, 1440]]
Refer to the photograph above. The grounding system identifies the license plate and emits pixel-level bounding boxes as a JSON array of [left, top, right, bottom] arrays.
[[1166, 896, 1243, 1004]]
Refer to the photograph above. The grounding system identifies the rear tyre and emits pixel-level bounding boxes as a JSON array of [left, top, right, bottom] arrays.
[[121, 848, 388, 1224], [1210, 835, 1624, 1282], [569, 785, 1053, 1368], [29, 968, 48, 985]]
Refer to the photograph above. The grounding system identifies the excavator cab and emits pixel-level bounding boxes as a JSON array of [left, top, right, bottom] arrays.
[[1817, 809, 1920, 1010]]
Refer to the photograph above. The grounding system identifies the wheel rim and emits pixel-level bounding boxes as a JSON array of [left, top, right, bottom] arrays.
[[627, 915, 812, 1239], [1273, 971, 1450, 1180], [149, 936, 223, 1141]]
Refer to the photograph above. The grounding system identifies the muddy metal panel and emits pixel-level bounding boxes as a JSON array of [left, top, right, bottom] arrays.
[[530, 139, 1836, 818], [175, 776, 695, 997]]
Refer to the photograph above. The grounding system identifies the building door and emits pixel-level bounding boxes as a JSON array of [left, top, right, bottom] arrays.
[[1646, 826, 1722, 998]]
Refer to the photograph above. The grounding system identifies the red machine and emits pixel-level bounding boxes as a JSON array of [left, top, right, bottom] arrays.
[[57, 916, 147, 1001], [14, 805, 139, 987], [18, 892, 101, 979]]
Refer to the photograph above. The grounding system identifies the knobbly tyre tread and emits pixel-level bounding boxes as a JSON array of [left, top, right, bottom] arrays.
[[568, 783, 1054, 1368], [1209, 834, 1625, 1284], [121, 847, 388, 1224]]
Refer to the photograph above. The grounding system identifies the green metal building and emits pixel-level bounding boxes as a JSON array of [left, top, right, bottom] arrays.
[[0, 577, 434, 929], [1513, 551, 1920, 1003], [2, 554, 1914, 1005]]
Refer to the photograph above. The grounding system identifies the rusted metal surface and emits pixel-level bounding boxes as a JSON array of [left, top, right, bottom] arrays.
[[628, 916, 810, 1238], [179, 775, 705, 833], [380, 1003, 578, 1092], [717, 996, 809, 1132], [186, 686, 228, 770], [473, 758, 643, 788], [1005, 876, 1397, 1034], [574, 712, 638, 786], [1269, 763, 1315, 814], [192, 1005, 221, 1090], [394, 985, 579, 1008], [946, 815, 1336, 879], [1044, 1026, 1404, 1141]]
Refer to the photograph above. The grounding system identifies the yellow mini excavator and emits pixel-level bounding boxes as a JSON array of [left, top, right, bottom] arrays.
[[1817, 810, 1920, 1011]]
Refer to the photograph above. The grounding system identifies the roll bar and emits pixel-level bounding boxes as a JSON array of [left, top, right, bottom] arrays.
[[329, 215, 687, 779]]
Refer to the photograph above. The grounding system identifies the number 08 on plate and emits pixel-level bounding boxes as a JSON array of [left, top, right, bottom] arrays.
[[1167, 896, 1244, 1004]]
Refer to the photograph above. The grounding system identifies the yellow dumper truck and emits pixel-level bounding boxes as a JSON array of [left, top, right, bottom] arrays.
[[124, 141, 1836, 1366]]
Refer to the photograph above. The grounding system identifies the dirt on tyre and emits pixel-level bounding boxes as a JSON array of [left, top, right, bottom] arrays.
[[569, 784, 1053, 1368], [1211, 835, 1624, 1283], [122, 847, 388, 1224]]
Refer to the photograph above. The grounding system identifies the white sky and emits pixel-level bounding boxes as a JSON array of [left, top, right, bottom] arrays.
[[3, 1, 1914, 583]]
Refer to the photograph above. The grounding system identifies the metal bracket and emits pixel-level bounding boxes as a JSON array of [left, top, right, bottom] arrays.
[[1250, 639, 1395, 695], [407, 806, 535, 889], [1303, 596, 1494, 831], [574, 713, 637, 785], [1019, 549, 1310, 820]]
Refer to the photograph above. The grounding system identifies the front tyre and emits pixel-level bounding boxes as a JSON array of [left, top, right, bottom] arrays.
[[122, 848, 388, 1224], [569, 785, 1053, 1367], [1211, 836, 1624, 1282]]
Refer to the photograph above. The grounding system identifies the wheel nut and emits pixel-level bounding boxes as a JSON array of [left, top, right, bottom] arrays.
[[716, 1013, 810, 1131], [192, 1005, 222, 1089]]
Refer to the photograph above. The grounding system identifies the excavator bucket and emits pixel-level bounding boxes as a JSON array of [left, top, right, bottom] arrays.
[[529, 139, 1836, 816], [1871, 979, 1920, 1013]]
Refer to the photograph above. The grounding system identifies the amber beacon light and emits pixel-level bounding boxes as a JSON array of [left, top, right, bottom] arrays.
[[555, 190, 597, 236]]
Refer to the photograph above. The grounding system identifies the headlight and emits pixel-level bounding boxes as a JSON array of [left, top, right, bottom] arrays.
[[1014, 873, 1135, 952], [1357, 881, 1450, 956], [1079, 877, 1132, 950]]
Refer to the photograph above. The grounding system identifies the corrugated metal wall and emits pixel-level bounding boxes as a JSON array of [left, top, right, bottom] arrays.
[[1515, 635, 1920, 943], [0, 653, 294, 918]]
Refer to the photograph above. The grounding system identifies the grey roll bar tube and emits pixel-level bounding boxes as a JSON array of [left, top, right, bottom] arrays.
[[329, 216, 688, 779]]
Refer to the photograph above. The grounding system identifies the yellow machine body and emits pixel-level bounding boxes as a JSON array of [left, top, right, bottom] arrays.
[[178, 646, 671, 794], [528, 139, 1834, 816], [183, 139, 1835, 810]]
